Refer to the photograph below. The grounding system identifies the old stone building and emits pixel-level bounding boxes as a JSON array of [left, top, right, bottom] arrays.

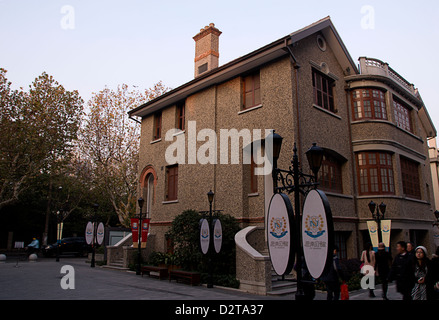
[[128, 17, 437, 294]]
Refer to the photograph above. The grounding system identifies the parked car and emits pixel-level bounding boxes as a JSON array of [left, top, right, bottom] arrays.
[[42, 237, 92, 257]]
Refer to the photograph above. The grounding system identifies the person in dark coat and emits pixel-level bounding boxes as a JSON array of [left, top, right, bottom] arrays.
[[388, 241, 415, 300], [321, 246, 341, 300], [375, 242, 392, 300], [410, 246, 436, 300]]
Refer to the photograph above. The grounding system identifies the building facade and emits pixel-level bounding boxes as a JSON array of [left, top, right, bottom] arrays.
[[128, 17, 437, 292]]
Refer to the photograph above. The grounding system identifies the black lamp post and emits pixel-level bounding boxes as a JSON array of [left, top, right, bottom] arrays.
[[368, 201, 386, 243], [56, 186, 63, 262], [91, 203, 99, 268], [270, 131, 324, 300], [136, 197, 144, 275], [56, 209, 62, 262], [270, 130, 283, 191], [207, 190, 214, 288]]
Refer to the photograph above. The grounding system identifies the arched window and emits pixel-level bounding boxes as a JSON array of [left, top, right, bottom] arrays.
[[139, 166, 157, 218], [144, 173, 154, 218]]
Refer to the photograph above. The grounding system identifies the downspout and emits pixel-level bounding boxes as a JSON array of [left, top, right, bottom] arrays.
[[284, 39, 303, 162], [128, 113, 142, 211], [214, 85, 218, 212], [344, 82, 360, 258]]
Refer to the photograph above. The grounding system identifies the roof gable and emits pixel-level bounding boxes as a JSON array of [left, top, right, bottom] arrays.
[[129, 17, 358, 118]]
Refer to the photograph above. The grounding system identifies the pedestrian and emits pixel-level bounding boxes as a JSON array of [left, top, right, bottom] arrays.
[[407, 242, 415, 259], [25, 237, 40, 256], [411, 246, 434, 300], [375, 242, 392, 300], [321, 246, 341, 300], [300, 260, 315, 300], [431, 247, 439, 300], [361, 242, 376, 297], [388, 241, 414, 300]]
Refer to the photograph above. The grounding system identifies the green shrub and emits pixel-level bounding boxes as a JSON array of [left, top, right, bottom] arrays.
[[165, 209, 241, 287]]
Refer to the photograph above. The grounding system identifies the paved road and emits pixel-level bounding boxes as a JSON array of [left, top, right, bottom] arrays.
[[0, 256, 403, 301]]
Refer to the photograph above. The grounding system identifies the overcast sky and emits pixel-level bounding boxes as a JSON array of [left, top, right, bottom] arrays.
[[1, 0, 438, 132]]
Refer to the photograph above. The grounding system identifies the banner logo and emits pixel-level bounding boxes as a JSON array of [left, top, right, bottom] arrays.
[[270, 217, 288, 239], [304, 215, 325, 239], [201, 228, 209, 239]]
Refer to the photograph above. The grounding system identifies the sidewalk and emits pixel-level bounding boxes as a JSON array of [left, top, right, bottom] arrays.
[[348, 283, 402, 300], [0, 256, 403, 300], [0, 257, 280, 300]]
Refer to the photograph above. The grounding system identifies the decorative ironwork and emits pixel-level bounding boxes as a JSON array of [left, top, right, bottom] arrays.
[[273, 144, 319, 196]]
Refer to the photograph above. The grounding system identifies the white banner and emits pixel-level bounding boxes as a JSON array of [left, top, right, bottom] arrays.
[[213, 219, 222, 253], [367, 221, 379, 250], [380, 220, 391, 250], [97, 222, 105, 245], [85, 222, 93, 245], [200, 219, 210, 255], [302, 189, 333, 279], [267, 193, 294, 276]]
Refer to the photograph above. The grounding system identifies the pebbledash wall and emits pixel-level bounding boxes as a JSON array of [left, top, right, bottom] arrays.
[[128, 17, 437, 294]]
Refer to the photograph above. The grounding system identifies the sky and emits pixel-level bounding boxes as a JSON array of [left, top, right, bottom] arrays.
[[1, 0, 438, 132]]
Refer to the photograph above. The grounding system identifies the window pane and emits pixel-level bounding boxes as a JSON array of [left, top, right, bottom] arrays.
[[245, 92, 253, 108], [316, 73, 322, 90], [322, 78, 328, 93], [351, 88, 387, 121], [364, 101, 372, 118], [354, 101, 362, 119], [245, 76, 253, 93], [394, 99, 412, 132], [374, 101, 382, 119], [254, 88, 261, 105], [317, 91, 323, 107], [253, 73, 260, 90], [368, 153, 376, 165], [357, 152, 394, 195], [360, 169, 368, 193]]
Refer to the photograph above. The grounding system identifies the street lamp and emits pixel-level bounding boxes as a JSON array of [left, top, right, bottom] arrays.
[[271, 132, 323, 300], [207, 190, 214, 289], [305, 143, 324, 179], [136, 197, 144, 275], [368, 201, 386, 243]]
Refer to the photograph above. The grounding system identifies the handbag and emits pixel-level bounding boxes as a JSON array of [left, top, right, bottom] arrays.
[[340, 281, 349, 300]]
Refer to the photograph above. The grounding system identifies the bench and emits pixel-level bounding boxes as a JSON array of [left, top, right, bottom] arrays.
[[169, 270, 201, 286], [141, 266, 169, 280]]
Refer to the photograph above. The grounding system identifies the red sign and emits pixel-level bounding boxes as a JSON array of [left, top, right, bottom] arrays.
[[131, 218, 139, 247], [141, 219, 151, 245], [131, 218, 150, 248]]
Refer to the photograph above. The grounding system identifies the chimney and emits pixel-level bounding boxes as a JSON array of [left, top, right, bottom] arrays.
[[193, 23, 222, 78]]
